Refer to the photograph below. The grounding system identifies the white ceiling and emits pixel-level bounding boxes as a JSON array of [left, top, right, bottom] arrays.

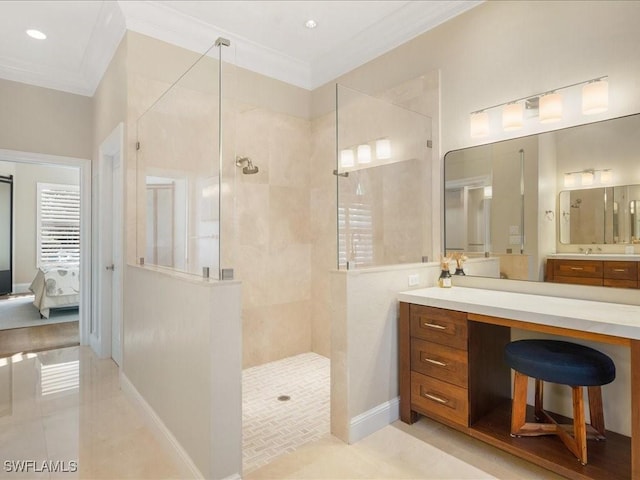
[[0, 0, 481, 96]]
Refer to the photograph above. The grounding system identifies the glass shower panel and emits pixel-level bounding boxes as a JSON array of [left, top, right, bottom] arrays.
[[136, 42, 223, 278], [336, 84, 432, 269]]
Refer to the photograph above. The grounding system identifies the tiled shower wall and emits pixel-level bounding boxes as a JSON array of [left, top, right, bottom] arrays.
[[225, 104, 316, 368]]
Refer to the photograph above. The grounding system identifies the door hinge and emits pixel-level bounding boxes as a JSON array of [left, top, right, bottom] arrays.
[[136, 141, 141, 151], [426, 140, 433, 149]]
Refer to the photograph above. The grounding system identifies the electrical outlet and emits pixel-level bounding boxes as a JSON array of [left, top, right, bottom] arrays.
[[408, 274, 419, 286]]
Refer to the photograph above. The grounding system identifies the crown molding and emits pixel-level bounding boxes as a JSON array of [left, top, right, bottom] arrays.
[[310, 1, 482, 89], [0, 55, 92, 96], [83, 1, 127, 96], [118, 1, 311, 89]]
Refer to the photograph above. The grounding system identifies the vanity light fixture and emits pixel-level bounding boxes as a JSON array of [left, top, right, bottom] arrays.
[[340, 148, 355, 168], [581, 170, 594, 186], [539, 92, 563, 123], [357, 144, 372, 164], [470, 111, 490, 138], [469, 76, 608, 138], [563, 168, 611, 187], [563, 173, 576, 187], [375, 138, 391, 160], [582, 78, 609, 115], [502, 102, 524, 131], [599, 169, 613, 183]]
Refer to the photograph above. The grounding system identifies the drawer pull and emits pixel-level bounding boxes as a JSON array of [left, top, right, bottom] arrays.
[[423, 322, 446, 330], [570, 267, 584, 271], [613, 268, 627, 272], [424, 392, 449, 404], [424, 357, 447, 367]]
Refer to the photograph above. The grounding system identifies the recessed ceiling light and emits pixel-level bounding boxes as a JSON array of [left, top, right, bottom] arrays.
[[305, 19, 317, 29], [26, 29, 47, 40]]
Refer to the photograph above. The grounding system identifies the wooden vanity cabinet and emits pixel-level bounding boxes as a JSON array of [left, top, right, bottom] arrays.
[[399, 303, 510, 430], [546, 258, 639, 288], [399, 300, 633, 480]]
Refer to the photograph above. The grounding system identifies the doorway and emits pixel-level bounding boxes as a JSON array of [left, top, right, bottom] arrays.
[[93, 123, 124, 365], [0, 148, 91, 353]]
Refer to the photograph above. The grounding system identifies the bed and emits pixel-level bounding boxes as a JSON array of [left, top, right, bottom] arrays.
[[29, 265, 80, 318]]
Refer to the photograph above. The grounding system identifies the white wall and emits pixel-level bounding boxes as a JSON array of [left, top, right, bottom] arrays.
[[0, 78, 93, 160]]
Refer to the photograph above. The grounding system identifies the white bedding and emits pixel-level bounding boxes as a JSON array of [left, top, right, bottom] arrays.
[[29, 265, 80, 318]]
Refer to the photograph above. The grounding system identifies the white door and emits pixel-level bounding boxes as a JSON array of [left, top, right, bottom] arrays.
[[93, 124, 123, 364], [110, 152, 123, 365]]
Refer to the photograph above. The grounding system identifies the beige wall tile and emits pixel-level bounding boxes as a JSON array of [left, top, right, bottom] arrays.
[[268, 186, 310, 250], [243, 301, 312, 368]]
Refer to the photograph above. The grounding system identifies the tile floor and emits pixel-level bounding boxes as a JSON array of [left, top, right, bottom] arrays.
[[242, 352, 330, 474], [1, 345, 565, 479], [246, 417, 565, 480], [0, 346, 181, 479]]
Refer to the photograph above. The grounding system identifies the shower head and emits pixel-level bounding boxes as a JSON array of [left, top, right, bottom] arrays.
[[236, 156, 259, 175]]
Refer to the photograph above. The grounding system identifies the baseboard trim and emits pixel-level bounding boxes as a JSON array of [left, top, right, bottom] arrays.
[[349, 396, 400, 444], [119, 371, 204, 479]]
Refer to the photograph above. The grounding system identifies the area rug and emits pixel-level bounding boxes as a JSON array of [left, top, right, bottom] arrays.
[[0, 295, 79, 331]]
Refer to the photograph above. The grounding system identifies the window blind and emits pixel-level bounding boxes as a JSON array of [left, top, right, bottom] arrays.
[[338, 201, 373, 268], [37, 183, 80, 266]]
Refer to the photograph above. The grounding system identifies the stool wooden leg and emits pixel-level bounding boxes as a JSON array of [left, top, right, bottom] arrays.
[[572, 386, 588, 465], [534, 379, 544, 422], [511, 371, 528, 435], [588, 386, 606, 438]]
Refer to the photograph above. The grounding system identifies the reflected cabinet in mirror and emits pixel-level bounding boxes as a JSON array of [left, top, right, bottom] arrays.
[[444, 113, 640, 289], [559, 185, 640, 245]]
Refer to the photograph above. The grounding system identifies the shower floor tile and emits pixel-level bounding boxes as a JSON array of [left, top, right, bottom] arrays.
[[242, 352, 329, 474]]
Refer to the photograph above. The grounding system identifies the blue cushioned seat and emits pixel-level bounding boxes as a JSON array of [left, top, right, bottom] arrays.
[[505, 339, 615, 387]]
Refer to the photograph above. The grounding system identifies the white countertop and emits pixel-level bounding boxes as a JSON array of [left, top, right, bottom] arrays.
[[548, 253, 640, 261], [398, 286, 640, 340]]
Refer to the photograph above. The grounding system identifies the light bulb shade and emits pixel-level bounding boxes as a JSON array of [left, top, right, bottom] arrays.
[[357, 144, 372, 164], [375, 138, 391, 160], [340, 148, 355, 168], [502, 103, 524, 131], [539, 92, 563, 123], [564, 173, 575, 187], [470, 111, 490, 138], [581, 170, 594, 185], [582, 79, 608, 115], [600, 169, 612, 183]]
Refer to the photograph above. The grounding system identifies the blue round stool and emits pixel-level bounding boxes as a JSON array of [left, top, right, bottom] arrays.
[[504, 339, 615, 465]]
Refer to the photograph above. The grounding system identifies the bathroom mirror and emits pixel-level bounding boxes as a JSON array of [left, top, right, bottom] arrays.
[[444, 112, 640, 285], [558, 184, 640, 245]]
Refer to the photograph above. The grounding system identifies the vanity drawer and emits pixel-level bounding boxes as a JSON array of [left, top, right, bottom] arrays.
[[553, 275, 603, 286], [603, 261, 637, 280], [410, 305, 467, 349], [411, 338, 467, 388], [553, 260, 602, 278], [411, 371, 468, 427]]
